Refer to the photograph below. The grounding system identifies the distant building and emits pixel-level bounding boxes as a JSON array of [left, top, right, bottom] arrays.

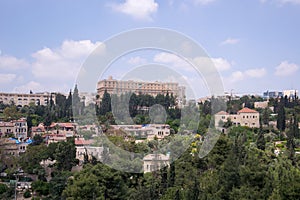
[[110, 124, 170, 141], [215, 107, 260, 132], [283, 89, 298, 99], [143, 154, 170, 173], [97, 76, 186, 106], [0, 92, 56, 107], [263, 91, 283, 99], [31, 124, 46, 137], [254, 101, 269, 109], [48, 122, 77, 137], [79, 92, 97, 106]]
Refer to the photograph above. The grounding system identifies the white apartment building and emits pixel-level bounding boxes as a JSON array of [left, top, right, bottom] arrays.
[[0, 92, 55, 107], [215, 107, 260, 131]]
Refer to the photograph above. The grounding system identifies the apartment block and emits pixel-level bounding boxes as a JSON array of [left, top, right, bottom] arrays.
[[0, 92, 56, 107], [97, 76, 186, 106]]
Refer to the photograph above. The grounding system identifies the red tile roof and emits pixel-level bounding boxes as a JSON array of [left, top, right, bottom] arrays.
[[238, 107, 258, 113]]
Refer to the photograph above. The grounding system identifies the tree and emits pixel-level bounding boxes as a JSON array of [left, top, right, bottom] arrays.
[[99, 90, 111, 116], [54, 138, 77, 171], [72, 84, 82, 117], [277, 98, 286, 131], [256, 127, 266, 150]]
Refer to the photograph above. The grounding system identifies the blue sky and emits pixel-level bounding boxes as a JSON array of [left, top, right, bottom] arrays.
[[0, 0, 299, 98]]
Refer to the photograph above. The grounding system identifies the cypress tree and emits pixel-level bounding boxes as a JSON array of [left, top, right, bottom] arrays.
[[256, 127, 266, 151], [277, 98, 286, 131]]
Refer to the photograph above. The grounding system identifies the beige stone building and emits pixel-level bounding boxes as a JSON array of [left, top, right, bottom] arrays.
[[0, 118, 27, 140], [111, 124, 170, 141], [97, 76, 186, 106], [0, 92, 56, 107], [215, 107, 260, 131], [143, 153, 170, 173]]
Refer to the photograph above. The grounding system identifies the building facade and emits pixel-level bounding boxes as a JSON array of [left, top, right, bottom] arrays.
[[0, 118, 27, 140], [111, 124, 170, 141], [97, 76, 186, 105], [215, 107, 260, 131], [143, 153, 170, 173], [0, 92, 55, 107]]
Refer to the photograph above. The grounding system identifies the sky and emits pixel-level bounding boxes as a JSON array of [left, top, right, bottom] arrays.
[[0, 0, 300, 98]]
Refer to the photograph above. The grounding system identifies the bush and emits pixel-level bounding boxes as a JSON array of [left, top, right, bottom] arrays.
[[23, 189, 31, 198], [0, 183, 8, 194]]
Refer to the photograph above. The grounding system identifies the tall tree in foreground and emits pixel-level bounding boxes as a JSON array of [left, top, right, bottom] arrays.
[[256, 127, 266, 151], [277, 98, 286, 131]]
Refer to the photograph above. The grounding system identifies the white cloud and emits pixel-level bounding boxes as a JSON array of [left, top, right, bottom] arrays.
[[0, 73, 16, 84], [154, 53, 232, 73], [229, 71, 244, 82], [275, 61, 299, 76], [193, 0, 216, 5], [153, 52, 190, 69], [261, 0, 300, 4], [221, 38, 240, 45], [31, 40, 102, 81], [226, 67, 266, 84], [0, 55, 29, 70], [111, 0, 158, 21], [245, 68, 266, 78], [279, 0, 300, 5], [13, 81, 44, 93], [127, 56, 147, 65], [211, 58, 232, 71]]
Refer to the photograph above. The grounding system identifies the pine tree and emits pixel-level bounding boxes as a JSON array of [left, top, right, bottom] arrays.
[[256, 127, 266, 151], [287, 115, 296, 164]]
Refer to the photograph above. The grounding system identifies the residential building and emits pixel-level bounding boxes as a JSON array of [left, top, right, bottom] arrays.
[[97, 76, 186, 106], [31, 124, 46, 137], [0, 118, 27, 140], [48, 122, 77, 137], [14, 118, 28, 140], [215, 107, 260, 131], [110, 124, 170, 141], [0, 92, 55, 107], [254, 101, 269, 109], [143, 153, 170, 173], [74, 137, 103, 162], [0, 121, 14, 138]]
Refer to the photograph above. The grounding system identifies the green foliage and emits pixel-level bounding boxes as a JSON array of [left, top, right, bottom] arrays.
[[23, 189, 31, 198], [54, 138, 77, 171], [63, 163, 128, 200], [32, 180, 50, 196], [0, 183, 8, 194]]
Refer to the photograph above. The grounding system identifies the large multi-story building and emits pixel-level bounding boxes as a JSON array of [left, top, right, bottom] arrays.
[[215, 107, 260, 132], [0, 92, 55, 107], [97, 76, 186, 105]]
